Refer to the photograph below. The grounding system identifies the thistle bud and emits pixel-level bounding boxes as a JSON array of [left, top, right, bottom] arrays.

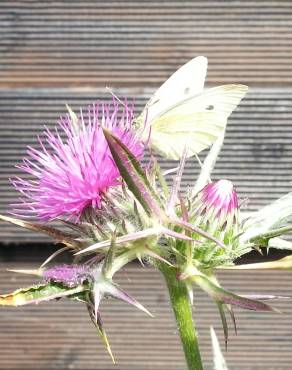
[[192, 180, 239, 243]]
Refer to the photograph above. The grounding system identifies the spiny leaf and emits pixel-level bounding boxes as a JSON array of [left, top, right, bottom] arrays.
[[193, 275, 279, 312], [105, 282, 153, 317], [0, 214, 81, 249], [0, 283, 87, 306], [102, 128, 165, 219]]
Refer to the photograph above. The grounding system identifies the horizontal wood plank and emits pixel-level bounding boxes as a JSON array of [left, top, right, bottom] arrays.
[[0, 1, 292, 87]]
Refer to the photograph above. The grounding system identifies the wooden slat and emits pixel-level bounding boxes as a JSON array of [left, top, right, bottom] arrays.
[[1, 1, 292, 87], [0, 261, 291, 369]]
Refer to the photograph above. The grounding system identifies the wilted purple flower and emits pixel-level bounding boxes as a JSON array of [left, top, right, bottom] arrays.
[[12, 100, 144, 221], [42, 264, 91, 287], [192, 180, 239, 237]]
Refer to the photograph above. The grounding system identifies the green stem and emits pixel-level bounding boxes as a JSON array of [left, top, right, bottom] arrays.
[[159, 263, 204, 370]]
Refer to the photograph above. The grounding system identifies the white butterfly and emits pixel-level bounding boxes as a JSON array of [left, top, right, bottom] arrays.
[[138, 56, 248, 160]]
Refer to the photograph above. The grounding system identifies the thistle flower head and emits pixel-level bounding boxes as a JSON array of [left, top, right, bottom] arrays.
[[12, 100, 144, 221], [192, 180, 239, 239]]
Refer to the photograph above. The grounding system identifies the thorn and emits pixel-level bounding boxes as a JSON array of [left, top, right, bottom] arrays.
[[136, 253, 146, 267], [40, 246, 70, 268], [7, 269, 42, 276], [144, 246, 173, 267]]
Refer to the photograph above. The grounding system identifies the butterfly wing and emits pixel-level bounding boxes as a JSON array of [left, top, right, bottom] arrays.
[[144, 56, 208, 124], [149, 84, 248, 160]]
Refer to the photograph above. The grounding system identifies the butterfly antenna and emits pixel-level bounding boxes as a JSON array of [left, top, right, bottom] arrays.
[[106, 86, 126, 107]]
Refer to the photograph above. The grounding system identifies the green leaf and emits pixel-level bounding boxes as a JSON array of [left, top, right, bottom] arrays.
[[102, 128, 165, 219], [0, 283, 87, 306]]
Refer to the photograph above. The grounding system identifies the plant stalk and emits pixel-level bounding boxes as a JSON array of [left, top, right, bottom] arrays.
[[159, 263, 204, 370]]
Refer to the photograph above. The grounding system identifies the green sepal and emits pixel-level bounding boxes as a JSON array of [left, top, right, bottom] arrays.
[[102, 128, 165, 219]]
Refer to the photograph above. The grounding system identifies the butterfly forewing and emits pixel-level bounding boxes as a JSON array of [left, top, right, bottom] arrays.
[[144, 56, 208, 125], [149, 84, 248, 160]]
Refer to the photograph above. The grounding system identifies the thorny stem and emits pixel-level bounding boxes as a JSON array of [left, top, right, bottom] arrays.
[[159, 263, 204, 370]]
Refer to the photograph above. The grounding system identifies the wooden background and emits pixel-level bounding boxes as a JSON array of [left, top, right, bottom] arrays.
[[0, 1, 292, 369]]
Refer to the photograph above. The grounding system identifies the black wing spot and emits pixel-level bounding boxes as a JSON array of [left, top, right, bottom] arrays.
[[206, 105, 214, 111]]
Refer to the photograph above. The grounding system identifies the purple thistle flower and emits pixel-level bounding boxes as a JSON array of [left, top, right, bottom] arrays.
[[11, 100, 144, 221], [42, 264, 92, 287], [192, 180, 239, 238]]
